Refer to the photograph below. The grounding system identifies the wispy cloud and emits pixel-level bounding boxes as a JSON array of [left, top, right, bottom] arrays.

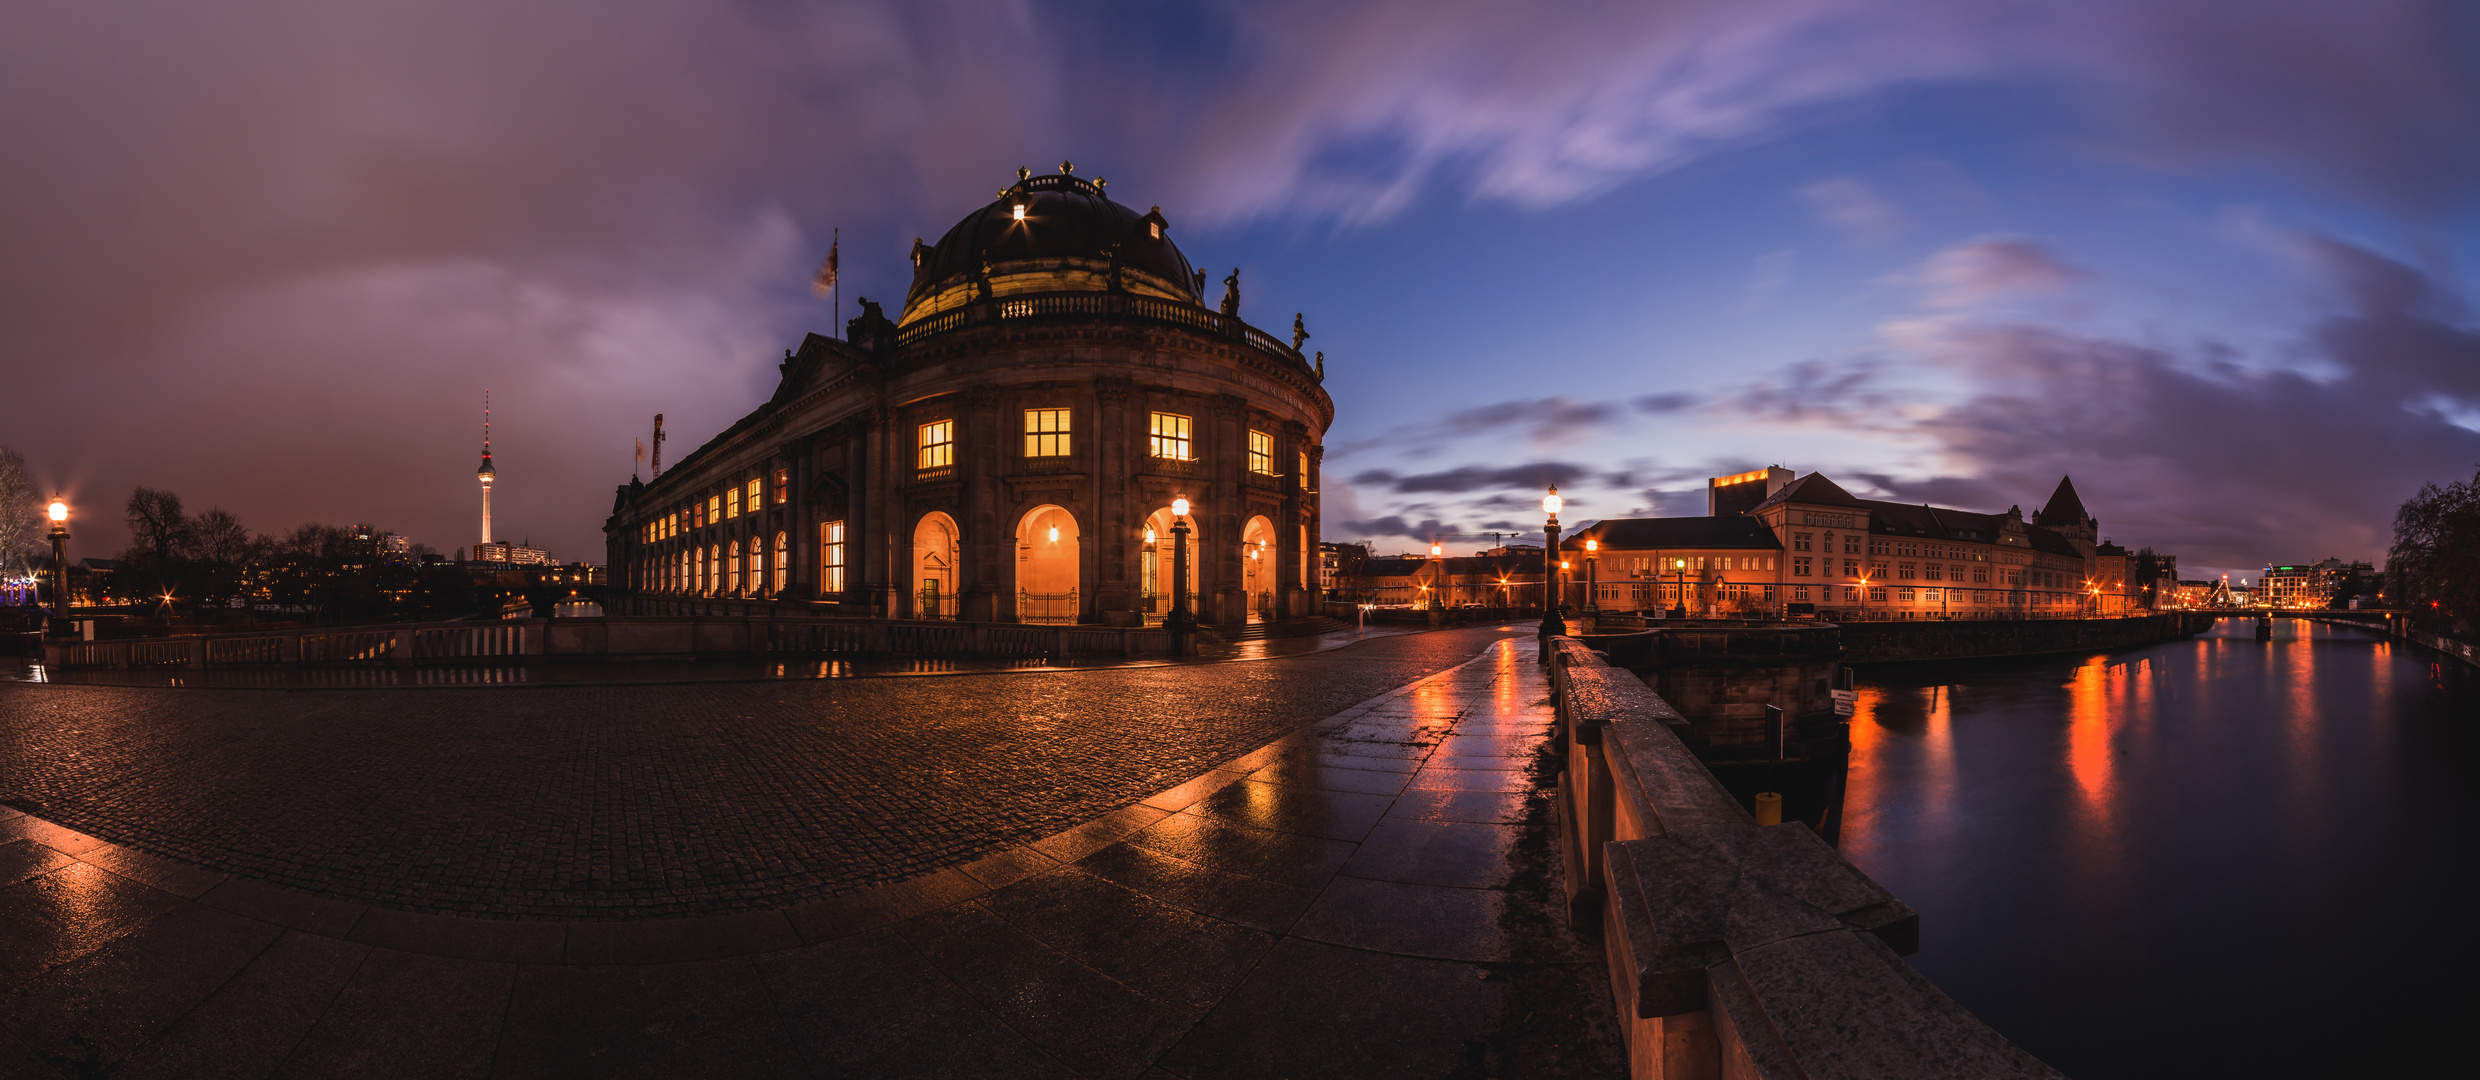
[[1798, 177, 1909, 242]]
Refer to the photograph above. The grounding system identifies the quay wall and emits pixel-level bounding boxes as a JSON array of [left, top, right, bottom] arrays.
[[1548, 638, 2063, 1079], [1841, 613, 2213, 665]]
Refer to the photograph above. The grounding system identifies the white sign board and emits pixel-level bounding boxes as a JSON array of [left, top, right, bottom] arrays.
[[1830, 689, 1857, 717]]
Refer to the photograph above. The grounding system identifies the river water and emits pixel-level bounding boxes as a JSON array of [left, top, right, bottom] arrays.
[[1841, 618, 2478, 1078]]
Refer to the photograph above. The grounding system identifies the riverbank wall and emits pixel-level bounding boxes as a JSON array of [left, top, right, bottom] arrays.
[[1547, 638, 2063, 1078], [1841, 613, 2214, 665]]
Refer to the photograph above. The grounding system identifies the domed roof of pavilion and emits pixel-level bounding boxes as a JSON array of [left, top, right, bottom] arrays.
[[900, 163, 1203, 324]]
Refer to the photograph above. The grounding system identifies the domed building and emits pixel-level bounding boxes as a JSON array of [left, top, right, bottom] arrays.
[[605, 164, 1332, 627]]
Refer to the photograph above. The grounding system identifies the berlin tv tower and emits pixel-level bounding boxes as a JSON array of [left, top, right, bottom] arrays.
[[477, 390, 496, 545]]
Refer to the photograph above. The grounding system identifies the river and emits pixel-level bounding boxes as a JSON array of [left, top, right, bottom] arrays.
[[1841, 618, 2478, 1078]]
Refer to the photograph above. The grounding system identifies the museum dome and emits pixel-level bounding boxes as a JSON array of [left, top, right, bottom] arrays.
[[900, 164, 1204, 324]]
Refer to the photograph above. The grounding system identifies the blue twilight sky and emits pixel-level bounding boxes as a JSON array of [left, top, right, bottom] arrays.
[[3, 1, 2477, 582]]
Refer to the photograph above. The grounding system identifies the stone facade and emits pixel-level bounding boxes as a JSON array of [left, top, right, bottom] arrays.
[[605, 168, 1332, 626]]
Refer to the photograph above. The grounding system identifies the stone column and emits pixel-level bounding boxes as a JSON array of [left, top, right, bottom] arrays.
[[1208, 393, 1248, 624], [1092, 377, 1138, 622], [961, 384, 1004, 624]]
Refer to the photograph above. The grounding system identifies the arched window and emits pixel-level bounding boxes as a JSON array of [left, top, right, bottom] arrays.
[[774, 531, 789, 595], [748, 536, 766, 596], [729, 540, 743, 595]]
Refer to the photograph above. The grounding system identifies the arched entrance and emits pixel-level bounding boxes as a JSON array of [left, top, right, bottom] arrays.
[[1015, 505, 1081, 623], [1242, 515, 1277, 619], [912, 512, 960, 619], [1142, 504, 1199, 622]]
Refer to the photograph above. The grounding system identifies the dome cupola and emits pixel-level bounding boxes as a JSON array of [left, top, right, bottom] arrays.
[[900, 162, 1203, 325]]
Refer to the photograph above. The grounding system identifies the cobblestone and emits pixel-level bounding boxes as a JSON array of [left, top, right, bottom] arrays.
[[0, 627, 1525, 920]]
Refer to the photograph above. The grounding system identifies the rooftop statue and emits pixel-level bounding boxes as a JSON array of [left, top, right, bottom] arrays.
[[1291, 313, 1310, 351], [1221, 269, 1241, 317]]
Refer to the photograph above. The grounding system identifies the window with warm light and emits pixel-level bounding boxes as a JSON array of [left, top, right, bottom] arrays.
[[748, 538, 765, 594], [729, 541, 742, 594], [1297, 450, 1309, 485], [1149, 413, 1193, 460], [706, 495, 720, 527], [1024, 409, 1071, 457], [747, 478, 763, 511], [728, 486, 742, 519], [822, 520, 847, 594], [919, 420, 955, 470], [1248, 430, 1274, 474], [773, 469, 789, 503], [774, 531, 789, 591]]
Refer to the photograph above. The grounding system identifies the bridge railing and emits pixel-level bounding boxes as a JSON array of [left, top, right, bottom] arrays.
[[1547, 637, 2063, 1079]]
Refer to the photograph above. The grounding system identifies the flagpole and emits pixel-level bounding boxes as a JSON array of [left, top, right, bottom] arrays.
[[833, 227, 840, 336]]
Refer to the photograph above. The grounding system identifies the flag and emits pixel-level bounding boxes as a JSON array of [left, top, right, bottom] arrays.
[[813, 235, 838, 297]]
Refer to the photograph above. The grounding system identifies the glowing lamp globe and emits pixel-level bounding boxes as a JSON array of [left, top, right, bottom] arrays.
[[1585, 539, 1598, 553], [1171, 497, 1190, 518], [1430, 544, 1442, 557], [1542, 488, 1562, 516], [47, 499, 67, 524]]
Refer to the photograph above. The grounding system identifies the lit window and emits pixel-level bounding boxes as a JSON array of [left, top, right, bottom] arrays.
[[1298, 450, 1309, 484], [774, 531, 789, 592], [919, 420, 955, 470], [1024, 409, 1071, 457], [822, 520, 846, 594], [748, 537, 764, 594], [773, 469, 789, 504], [728, 486, 741, 519], [1248, 430, 1274, 474], [705, 495, 719, 527], [747, 478, 763, 511], [1149, 412, 1193, 460]]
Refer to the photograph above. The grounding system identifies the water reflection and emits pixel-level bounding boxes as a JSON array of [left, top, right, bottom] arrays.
[[1842, 617, 2478, 1078]]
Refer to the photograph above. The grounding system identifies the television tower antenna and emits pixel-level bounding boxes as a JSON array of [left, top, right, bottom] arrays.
[[651, 414, 667, 477], [477, 390, 496, 546]]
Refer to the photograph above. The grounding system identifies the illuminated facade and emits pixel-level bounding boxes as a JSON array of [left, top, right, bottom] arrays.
[[1565, 472, 2113, 619], [606, 165, 1331, 625]]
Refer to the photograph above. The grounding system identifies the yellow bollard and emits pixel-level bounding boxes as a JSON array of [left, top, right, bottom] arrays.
[[1754, 792, 1783, 826]]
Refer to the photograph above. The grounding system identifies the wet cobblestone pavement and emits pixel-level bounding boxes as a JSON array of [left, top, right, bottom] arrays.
[[0, 628, 1512, 919], [0, 628, 1626, 1078]]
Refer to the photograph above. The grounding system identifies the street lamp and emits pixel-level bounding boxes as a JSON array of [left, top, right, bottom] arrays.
[[1430, 542, 1446, 612], [45, 497, 70, 634], [1672, 557, 1688, 620], [1538, 486, 1562, 657], [1584, 537, 1599, 614], [1168, 496, 1195, 650]]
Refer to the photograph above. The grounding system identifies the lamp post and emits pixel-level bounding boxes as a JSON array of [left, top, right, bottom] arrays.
[[1584, 537, 1599, 615], [1672, 557, 1687, 620], [1429, 542, 1445, 612], [45, 497, 69, 636], [1168, 496, 1195, 653], [1538, 486, 1562, 658]]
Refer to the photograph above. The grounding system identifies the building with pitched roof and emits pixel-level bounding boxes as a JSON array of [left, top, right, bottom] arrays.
[[1563, 470, 2128, 620]]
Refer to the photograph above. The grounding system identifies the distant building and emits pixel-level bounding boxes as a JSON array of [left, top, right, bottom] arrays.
[[1317, 541, 1367, 593], [1344, 550, 1545, 608], [1708, 466, 1794, 518], [473, 541, 553, 566], [1562, 471, 2112, 620]]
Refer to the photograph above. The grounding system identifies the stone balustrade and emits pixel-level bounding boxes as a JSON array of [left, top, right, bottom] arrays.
[[1548, 637, 2063, 1079], [42, 616, 1173, 670]]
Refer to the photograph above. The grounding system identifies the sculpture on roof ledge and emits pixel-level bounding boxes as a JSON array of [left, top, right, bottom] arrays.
[[1292, 313, 1310, 352], [1221, 268, 1241, 317]]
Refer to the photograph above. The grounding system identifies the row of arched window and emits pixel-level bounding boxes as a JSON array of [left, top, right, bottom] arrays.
[[643, 531, 791, 598]]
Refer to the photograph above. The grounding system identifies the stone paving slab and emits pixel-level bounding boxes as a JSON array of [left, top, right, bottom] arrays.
[[0, 629, 1626, 1077]]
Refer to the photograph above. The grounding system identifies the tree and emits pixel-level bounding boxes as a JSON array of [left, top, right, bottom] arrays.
[[2386, 466, 2480, 636], [190, 507, 260, 610], [0, 448, 43, 584], [120, 486, 200, 608]]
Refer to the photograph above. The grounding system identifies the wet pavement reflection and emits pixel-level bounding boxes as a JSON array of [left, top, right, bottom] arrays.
[[0, 630, 1622, 1077]]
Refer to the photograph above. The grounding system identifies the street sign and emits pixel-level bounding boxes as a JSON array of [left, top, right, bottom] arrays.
[[1830, 689, 1856, 717]]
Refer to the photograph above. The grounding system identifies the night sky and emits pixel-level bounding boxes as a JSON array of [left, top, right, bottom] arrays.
[[7, 2, 2477, 581]]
